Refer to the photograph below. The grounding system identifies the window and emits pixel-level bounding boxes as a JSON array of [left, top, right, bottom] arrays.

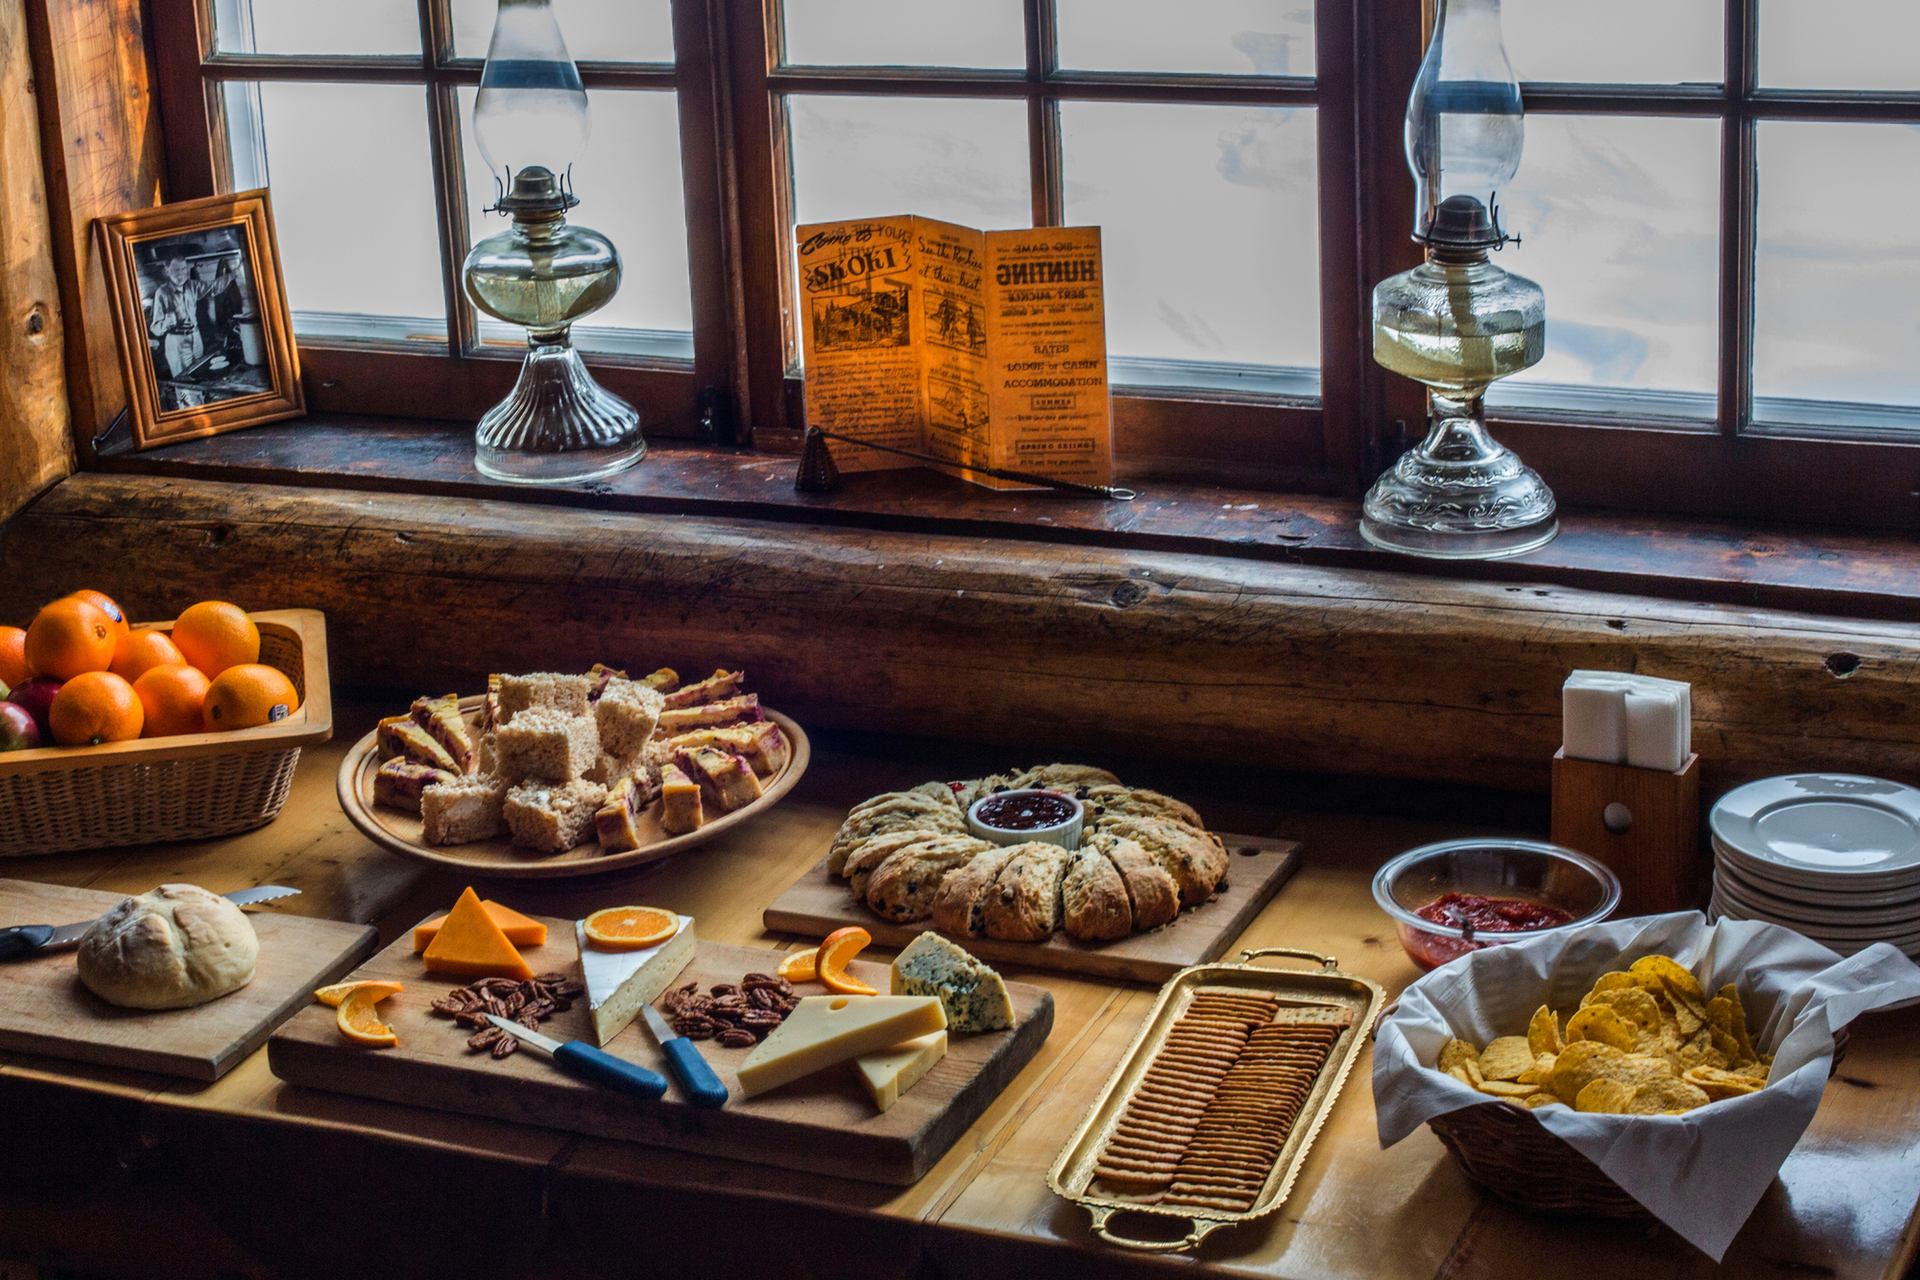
[[150, 1, 1920, 529]]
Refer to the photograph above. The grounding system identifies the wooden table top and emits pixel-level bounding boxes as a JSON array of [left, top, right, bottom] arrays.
[[2, 706, 1917, 1280]]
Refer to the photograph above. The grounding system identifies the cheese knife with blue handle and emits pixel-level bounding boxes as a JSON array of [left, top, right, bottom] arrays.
[[483, 1014, 668, 1100], [640, 1001, 730, 1108]]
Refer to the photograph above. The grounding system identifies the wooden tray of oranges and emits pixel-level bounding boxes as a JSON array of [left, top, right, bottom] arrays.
[[0, 597, 331, 856]]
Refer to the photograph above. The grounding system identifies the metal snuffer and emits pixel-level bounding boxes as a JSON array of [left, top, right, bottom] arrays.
[[1047, 947, 1383, 1253]]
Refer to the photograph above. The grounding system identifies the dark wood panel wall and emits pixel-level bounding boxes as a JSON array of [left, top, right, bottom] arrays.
[[3, 474, 1914, 796], [20, 0, 167, 462], [0, 0, 73, 521]]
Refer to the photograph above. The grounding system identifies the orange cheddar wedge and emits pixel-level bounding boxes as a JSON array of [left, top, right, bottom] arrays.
[[421, 886, 534, 981], [412, 899, 548, 953]]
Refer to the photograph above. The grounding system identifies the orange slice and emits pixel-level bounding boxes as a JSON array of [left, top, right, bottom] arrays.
[[816, 925, 877, 996], [776, 949, 819, 982], [335, 982, 404, 1047], [582, 905, 680, 952], [313, 979, 403, 1008]]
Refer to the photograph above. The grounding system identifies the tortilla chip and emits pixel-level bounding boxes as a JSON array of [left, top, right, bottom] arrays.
[[1480, 1036, 1535, 1082], [1438, 1038, 1485, 1088], [1575, 1078, 1637, 1113], [1550, 1040, 1628, 1104], [1564, 1004, 1638, 1051], [1527, 1004, 1564, 1057], [1626, 1078, 1712, 1115]]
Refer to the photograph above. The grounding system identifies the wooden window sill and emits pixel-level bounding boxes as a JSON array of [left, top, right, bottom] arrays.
[[95, 413, 1920, 623]]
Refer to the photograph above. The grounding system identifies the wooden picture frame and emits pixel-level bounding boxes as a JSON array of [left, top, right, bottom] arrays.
[[97, 189, 304, 449]]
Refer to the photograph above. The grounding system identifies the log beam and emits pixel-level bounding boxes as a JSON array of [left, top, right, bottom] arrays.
[[3, 472, 1915, 794]]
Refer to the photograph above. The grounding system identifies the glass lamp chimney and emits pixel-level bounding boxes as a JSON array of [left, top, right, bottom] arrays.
[[1406, 0, 1524, 253], [473, 0, 590, 197]]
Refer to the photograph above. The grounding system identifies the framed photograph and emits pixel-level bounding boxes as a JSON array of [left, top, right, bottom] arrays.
[[97, 189, 304, 449]]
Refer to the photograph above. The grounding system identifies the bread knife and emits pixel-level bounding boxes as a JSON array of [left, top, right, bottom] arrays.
[[640, 1001, 730, 1108], [483, 1014, 669, 1100], [0, 885, 301, 961]]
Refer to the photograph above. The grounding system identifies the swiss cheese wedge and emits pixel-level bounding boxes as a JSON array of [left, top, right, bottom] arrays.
[[853, 1030, 948, 1112], [421, 886, 534, 981], [737, 995, 946, 1097], [412, 899, 548, 952]]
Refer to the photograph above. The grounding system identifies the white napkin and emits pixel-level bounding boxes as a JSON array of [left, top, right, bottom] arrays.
[[1373, 912, 1920, 1260]]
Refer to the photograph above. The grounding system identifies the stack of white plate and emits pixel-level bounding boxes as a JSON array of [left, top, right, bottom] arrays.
[[1708, 773, 1920, 958]]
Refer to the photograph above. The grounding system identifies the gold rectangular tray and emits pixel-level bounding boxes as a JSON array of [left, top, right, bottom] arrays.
[[1047, 947, 1384, 1253]]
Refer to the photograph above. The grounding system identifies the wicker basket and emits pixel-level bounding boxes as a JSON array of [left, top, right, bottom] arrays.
[[0, 609, 331, 856], [1429, 1028, 1849, 1218]]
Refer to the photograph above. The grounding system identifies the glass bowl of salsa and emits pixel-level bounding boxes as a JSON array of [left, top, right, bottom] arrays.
[[1371, 839, 1621, 971]]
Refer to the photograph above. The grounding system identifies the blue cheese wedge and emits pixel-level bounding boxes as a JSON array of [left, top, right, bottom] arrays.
[[853, 1030, 948, 1112], [574, 914, 696, 1046], [890, 932, 1015, 1033]]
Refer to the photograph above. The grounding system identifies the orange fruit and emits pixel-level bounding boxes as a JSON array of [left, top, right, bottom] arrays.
[[110, 629, 187, 682], [316, 979, 403, 1009], [48, 671, 143, 746], [65, 590, 130, 640], [203, 663, 299, 731], [134, 664, 211, 738], [815, 925, 876, 996], [776, 949, 819, 983], [171, 600, 259, 678], [581, 906, 679, 952], [335, 981, 403, 1047], [0, 626, 27, 688], [24, 598, 117, 680]]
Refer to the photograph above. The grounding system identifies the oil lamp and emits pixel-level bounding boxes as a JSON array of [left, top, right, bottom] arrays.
[[463, 0, 644, 484], [1361, 0, 1555, 559]]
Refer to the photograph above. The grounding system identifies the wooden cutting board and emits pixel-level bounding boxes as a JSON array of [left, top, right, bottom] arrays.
[[0, 878, 376, 1081], [268, 927, 1054, 1185], [763, 833, 1302, 983]]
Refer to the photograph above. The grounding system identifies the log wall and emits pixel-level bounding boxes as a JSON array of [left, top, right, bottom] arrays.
[[4, 474, 1915, 796], [0, 0, 72, 521]]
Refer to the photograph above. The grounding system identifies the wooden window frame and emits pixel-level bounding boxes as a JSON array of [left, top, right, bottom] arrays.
[[142, 0, 1920, 531]]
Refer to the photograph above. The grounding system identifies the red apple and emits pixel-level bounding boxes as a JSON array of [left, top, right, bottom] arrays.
[[0, 702, 38, 751], [8, 676, 61, 738]]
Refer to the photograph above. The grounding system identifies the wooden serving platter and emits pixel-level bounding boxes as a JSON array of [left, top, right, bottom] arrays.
[[0, 878, 375, 1081], [335, 703, 810, 879], [764, 833, 1302, 984], [268, 926, 1053, 1185]]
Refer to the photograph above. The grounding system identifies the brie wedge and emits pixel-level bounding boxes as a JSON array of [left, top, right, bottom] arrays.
[[574, 914, 696, 1046]]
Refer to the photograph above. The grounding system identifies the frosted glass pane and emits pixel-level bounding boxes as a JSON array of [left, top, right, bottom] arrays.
[[1759, 0, 1920, 91], [1060, 101, 1319, 378], [1504, 0, 1721, 86], [224, 82, 446, 337], [460, 87, 692, 354], [788, 95, 1031, 229], [1488, 114, 1720, 414], [214, 0, 419, 56], [452, 0, 674, 63], [782, 0, 1024, 69], [1754, 122, 1920, 419], [1056, 0, 1314, 77]]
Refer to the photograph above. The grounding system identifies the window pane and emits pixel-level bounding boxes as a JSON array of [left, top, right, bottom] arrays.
[[788, 95, 1031, 228], [1056, 0, 1314, 77], [224, 82, 446, 340], [1758, 0, 1920, 91], [213, 0, 419, 56], [1754, 122, 1920, 429], [781, 0, 1024, 69], [451, 0, 674, 63], [1504, 1, 1721, 86], [1060, 101, 1319, 390], [1486, 114, 1719, 418], [459, 88, 693, 358]]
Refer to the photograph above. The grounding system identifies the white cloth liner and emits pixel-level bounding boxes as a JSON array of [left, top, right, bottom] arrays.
[[1373, 911, 1920, 1260]]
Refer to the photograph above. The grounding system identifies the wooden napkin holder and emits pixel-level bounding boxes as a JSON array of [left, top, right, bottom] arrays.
[[1550, 749, 1703, 916]]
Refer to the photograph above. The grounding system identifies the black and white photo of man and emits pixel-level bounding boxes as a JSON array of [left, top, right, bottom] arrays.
[[133, 224, 272, 410]]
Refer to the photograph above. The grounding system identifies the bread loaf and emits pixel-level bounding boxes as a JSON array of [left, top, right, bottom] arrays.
[[76, 884, 258, 1010]]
